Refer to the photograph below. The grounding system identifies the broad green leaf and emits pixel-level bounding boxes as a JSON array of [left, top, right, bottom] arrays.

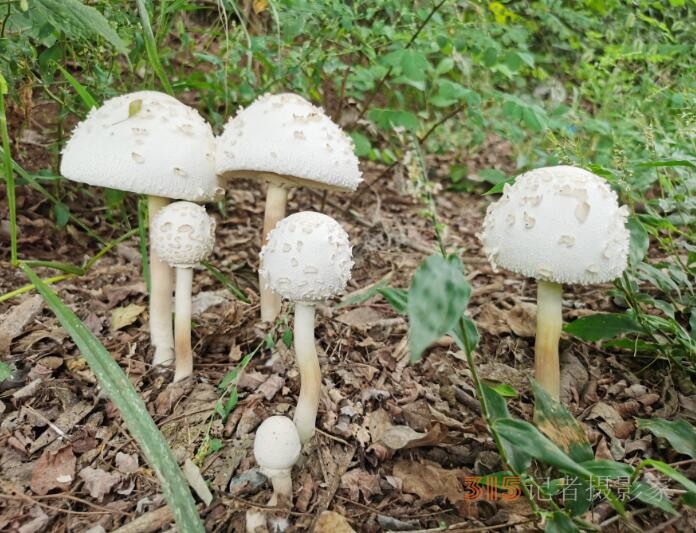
[[21, 265, 204, 533], [579, 459, 632, 478], [481, 384, 530, 472], [532, 380, 593, 463], [627, 215, 649, 266], [0, 362, 12, 381], [484, 177, 515, 195], [53, 202, 70, 228], [545, 512, 578, 533], [640, 459, 696, 495], [488, 382, 518, 398], [408, 254, 471, 362], [350, 131, 371, 157], [494, 419, 593, 479], [368, 108, 420, 132], [35, 0, 128, 55], [564, 313, 644, 342], [449, 315, 480, 353], [637, 419, 696, 459], [630, 480, 678, 515]]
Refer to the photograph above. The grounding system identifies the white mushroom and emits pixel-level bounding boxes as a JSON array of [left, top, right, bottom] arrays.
[[260, 212, 353, 442], [151, 202, 215, 382], [479, 166, 630, 399], [254, 416, 301, 506], [61, 91, 221, 368], [216, 93, 361, 323]]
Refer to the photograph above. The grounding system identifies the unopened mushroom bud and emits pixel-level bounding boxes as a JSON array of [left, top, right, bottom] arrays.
[[260, 212, 353, 442], [479, 166, 630, 399], [216, 93, 362, 323], [152, 202, 216, 382], [254, 416, 301, 506]]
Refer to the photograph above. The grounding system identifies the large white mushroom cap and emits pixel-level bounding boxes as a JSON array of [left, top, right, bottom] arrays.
[[151, 202, 216, 268], [216, 93, 362, 191], [260, 211, 353, 303], [254, 416, 301, 475], [479, 165, 630, 285], [61, 91, 221, 202]]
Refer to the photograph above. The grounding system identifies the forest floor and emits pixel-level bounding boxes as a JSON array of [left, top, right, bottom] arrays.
[[1, 102, 695, 533]]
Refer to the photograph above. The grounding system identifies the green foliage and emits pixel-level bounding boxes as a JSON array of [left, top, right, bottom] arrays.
[[637, 418, 696, 459], [22, 264, 204, 533], [408, 254, 471, 361]]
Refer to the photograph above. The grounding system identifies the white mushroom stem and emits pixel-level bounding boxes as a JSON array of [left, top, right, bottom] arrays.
[[535, 280, 563, 400], [173, 267, 194, 382], [266, 468, 293, 506], [293, 303, 321, 444], [260, 183, 288, 322], [148, 195, 174, 366]]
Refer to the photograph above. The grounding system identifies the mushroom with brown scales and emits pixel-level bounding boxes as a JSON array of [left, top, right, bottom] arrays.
[[260, 211, 353, 443], [216, 93, 361, 323], [479, 166, 630, 400], [151, 202, 216, 382], [60, 91, 221, 368]]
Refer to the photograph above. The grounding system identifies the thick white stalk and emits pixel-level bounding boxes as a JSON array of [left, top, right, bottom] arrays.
[[293, 303, 321, 444], [535, 280, 563, 400], [148, 195, 174, 366], [260, 183, 288, 322], [268, 470, 293, 507], [173, 267, 193, 382]]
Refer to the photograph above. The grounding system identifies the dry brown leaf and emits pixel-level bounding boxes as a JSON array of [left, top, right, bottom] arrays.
[[378, 423, 445, 451], [505, 301, 536, 337], [115, 452, 139, 474], [257, 374, 285, 401], [393, 460, 463, 504], [110, 303, 146, 331], [79, 467, 121, 501], [30, 446, 76, 495], [340, 469, 381, 501], [0, 295, 43, 354], [314, 511, 355, 533]]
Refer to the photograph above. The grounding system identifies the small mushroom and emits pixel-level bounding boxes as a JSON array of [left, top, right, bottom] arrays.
[[260, 212, 353, 442], [479, 166, 630, 400], [254, 416, 301, 506], [216, 93, 362, 323], [60, 91, 221, 368], [151, 202, 215, 382]]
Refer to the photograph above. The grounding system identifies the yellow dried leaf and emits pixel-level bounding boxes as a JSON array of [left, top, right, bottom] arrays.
[[111, 304, 146, 331], [128, 99, 143, 118], [253, 0, 268, 13]]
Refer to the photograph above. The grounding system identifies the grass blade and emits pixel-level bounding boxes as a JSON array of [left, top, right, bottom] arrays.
[[57, 65, 97, 110], [0, 75, 17, 266], [202, 260, 249, 303], [22, 264, 204, 533], [136, 0, 174, 95]]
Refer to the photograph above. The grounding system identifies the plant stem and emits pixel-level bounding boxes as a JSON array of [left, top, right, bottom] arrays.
[[260, 182, 288, 322], [293, 302, 321, 444], [535, 281, 563, 400], [174, 267, 193, 382], [0, 90, 17, 266], [136, 0, 173, 95], [148, 195, 175, 366]]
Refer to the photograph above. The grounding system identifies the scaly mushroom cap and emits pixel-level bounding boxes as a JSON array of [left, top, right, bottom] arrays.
[[216, 93, 362, 192], [260, 211, 353, 303], [254, 416, 301, 474], [479, 165, 630, 285], [61, 91, 221, 201], [151, 201, 216, 268]]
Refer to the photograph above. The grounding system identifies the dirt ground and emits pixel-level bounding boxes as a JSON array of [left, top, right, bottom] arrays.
[[1, 102, 695, 533]]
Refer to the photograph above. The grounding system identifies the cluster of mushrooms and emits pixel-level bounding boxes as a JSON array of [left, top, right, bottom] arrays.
[[59, 90, 631, 523]]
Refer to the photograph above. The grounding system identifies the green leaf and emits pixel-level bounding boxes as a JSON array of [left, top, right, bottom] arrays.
[[56, 65, 97, 110], [484, 177, 515, 195], [545, 512, 578, 533], [636, 159, 695, 169], [350, 132, 371, 158], [494, 419, 593, 479], [641, 459, 696, 496], [532, 379, 593, 463], [627, 215, 649, 266], [201, 261, 249, 303], [637, 419, 696, 459], [630, 480, 678, 515], [579, 459, 633, 478], [21, 264, 204, 533], [488, 382, 518, 398], [35, 0, 128, 55], [53, 202, 70, 228], [282, 328, 293, 349], [368, 108, 420, 132], [564, 313, 644, 342], [481, 384, 530, 472], [408, 254, 471, 362], [449, 315, 480, 353], [0, 361, 12, 381]]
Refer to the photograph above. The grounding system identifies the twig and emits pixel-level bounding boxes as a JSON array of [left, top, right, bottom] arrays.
[[400, 518, 534, 533], [111, 505, 176, 533]]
